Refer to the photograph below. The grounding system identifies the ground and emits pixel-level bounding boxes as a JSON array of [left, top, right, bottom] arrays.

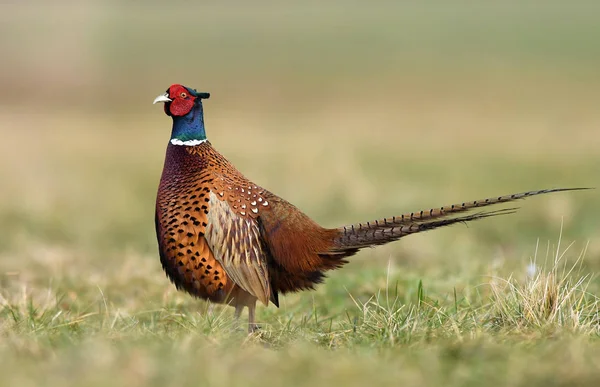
[[1, 2, 599, 386]]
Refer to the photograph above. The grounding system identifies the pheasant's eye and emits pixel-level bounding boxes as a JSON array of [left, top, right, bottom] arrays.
[[180, 92, 187, 98]]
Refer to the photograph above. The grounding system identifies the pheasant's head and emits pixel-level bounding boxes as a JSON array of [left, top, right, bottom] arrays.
[[153, 84, 210, 117], [154, 84, 211, 145]]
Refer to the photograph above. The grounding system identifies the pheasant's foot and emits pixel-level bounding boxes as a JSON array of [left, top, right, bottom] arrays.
[[248, 323, 261, 334]]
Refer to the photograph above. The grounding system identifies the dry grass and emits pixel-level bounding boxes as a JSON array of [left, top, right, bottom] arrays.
[[489, 231, 598, 332]]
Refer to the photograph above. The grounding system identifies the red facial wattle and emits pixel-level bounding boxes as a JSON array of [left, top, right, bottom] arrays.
[[166, 84, 196, 117]]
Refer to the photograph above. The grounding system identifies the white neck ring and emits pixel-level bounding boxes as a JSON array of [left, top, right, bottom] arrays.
[[170, 139, 207, 146]]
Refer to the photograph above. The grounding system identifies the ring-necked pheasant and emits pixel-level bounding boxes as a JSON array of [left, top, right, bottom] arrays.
[[153, 84, 588, 333]]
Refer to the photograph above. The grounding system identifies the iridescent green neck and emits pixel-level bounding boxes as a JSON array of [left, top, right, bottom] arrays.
[[170, 101, 207, 144]]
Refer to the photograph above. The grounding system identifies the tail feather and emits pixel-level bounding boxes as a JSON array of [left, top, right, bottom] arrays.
[[328, 187, 590, 253], [371, 188, 588, 226]]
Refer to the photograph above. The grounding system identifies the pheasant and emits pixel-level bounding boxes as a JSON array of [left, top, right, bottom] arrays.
[[153, 84, 587, 333]]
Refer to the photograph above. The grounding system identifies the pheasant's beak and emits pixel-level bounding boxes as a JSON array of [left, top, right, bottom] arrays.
[[153, 93, 172, 104]]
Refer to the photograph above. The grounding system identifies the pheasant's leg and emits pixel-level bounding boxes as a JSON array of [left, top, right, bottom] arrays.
[[247, 301, 257, 334], [234, 304, 244, 320]]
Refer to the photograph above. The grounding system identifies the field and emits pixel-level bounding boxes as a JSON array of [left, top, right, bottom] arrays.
[[1, 2, 600, 386]]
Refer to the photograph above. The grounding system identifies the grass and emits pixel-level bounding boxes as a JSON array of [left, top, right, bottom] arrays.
[[1, 234, 599, 386], [1, 1, 600, 386]]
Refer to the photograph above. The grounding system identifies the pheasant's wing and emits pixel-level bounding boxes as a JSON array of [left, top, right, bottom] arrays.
[[204, 190, 272, 305]]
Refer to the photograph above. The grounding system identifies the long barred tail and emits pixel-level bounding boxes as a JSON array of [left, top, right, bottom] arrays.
[[329, 187, 590, 252]]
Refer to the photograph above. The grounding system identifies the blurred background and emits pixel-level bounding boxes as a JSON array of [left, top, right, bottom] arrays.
[[0, 0, 598, 321], [1, 2, 600, 386]]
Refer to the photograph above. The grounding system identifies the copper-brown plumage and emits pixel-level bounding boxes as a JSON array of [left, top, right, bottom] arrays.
[[154, 84, 589, 333]]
